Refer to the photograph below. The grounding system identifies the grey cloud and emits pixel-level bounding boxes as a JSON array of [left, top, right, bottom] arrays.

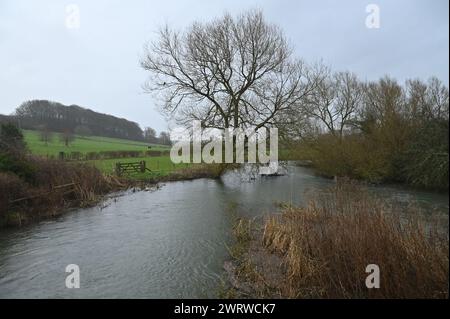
[[0, 0, 448, 131]]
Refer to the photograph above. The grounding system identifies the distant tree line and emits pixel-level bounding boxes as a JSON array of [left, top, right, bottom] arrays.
[[141, 9, 448, 189], [283, 72, 449, 190], [0, 100, 171, 145], [143, 127, 171, 146], [13, 100, 143, 141]]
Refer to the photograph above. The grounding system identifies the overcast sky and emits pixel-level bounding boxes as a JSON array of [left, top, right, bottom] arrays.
[[0, 0, 448, 132]]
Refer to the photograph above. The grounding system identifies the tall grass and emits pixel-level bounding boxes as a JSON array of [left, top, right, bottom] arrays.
[[262, 181, 448, 298], [0, 155, 127, 227]]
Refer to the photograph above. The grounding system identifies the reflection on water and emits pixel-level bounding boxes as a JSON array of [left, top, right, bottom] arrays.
[[0, 164, 448, 298]]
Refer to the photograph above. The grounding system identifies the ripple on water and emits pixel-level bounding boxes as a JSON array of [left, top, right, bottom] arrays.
[[0, 165, 447, 298]]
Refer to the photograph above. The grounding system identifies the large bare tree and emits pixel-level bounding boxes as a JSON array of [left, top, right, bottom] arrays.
[[303, 69, 363, 138], [141, 9, 314, 132]]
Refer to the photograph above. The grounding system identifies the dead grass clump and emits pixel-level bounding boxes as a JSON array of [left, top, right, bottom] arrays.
[[26, 156, 120, 204], [0, 172, 28, 213], [262, 181, 449, 298], [229, 218, 253, 260], [0, 156, 129, 227]]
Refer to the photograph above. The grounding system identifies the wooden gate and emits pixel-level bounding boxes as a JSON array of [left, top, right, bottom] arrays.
[[115, 161, 151, 175]]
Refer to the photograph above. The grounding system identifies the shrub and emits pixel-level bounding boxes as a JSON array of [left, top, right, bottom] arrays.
[[0, 155, 124, 224], [0, 122, 26, 153], [94, 150, 144, 160], [0, 152, 35, 182], [402, 119, 449, 190], [85, 152, 100, 160], [69, 151, 83, 161], [145, 150, 162, 157], [0, 172, 27, 214]]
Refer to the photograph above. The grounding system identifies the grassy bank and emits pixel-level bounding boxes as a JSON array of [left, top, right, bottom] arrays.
[[0, 159, 229, 228], [0, 154, 133, 227], [224, 180, 449, 298], [88, 155, 189, 178], [1, 125, 141, 227], [23, 129, 191, 179], [1, 125, 235, 228], [0, 152, 230, 228]]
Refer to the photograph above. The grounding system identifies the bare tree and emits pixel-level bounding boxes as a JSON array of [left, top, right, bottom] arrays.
[[303, 69, 362, 137], [141, 9, 314, 132], [38, 124, 53, 146], [60, 129, 74, 147], [426, 77, 449, 120], [158, 131, 171, 145], [405, 77, 449, 125], [362, 76, 406, 123], [144, 127, 157, 143]]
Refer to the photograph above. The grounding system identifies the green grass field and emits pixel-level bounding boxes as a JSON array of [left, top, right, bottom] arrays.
[[23, 129, 185, 178], [88, 156, 190, 177], [24, 129, 170, 156]]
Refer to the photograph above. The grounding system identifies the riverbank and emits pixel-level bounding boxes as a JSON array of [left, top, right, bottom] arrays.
[[0, 163, 447, 298], [222, 180, 449, 299], [0, 156, 229, 228], [283, 154, 450, 195], [0, 156, 128, 228]]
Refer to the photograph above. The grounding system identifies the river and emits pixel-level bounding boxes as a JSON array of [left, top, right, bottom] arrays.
[[0, 164, 448, 298]]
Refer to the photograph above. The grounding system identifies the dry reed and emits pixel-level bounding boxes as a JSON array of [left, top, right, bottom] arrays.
[[261, 181, 448, 298]]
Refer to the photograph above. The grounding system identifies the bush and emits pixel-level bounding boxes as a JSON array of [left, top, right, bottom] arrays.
[[69, 151, 83, 161], [0, 122, 26, 153], [0, 172, 27, 214], [0, 152, 35, 182], [145, 150, 162, 157], [0, 155, 124, 224], [402, 119, 449, 190], [85, 152, 100, 160], [305, 134, 390, 183]]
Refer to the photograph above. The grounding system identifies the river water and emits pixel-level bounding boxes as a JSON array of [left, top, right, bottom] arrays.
[[0, 164, 448, 298]]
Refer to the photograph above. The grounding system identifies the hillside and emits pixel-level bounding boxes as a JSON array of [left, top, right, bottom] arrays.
[[24, 129, 169, 157], [14, 100, 144, 141]]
